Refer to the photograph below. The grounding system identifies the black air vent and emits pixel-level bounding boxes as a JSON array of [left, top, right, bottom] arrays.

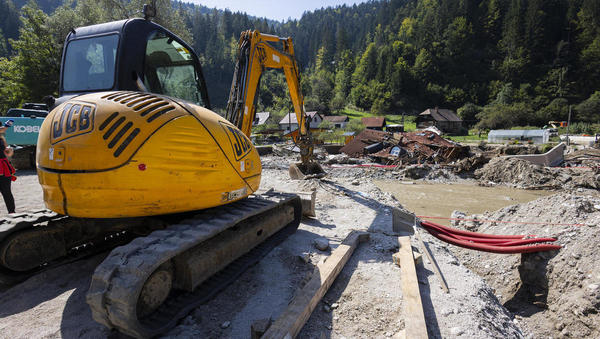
[[114, 128, 140, 157], [99, 91, 177, 157], [102, 91, 173, 115]]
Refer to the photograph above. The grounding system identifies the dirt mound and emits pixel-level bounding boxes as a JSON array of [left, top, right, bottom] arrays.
[[494, 144, 539, 155], [450, 191, 600, 338], [475, 157, 600, 189]]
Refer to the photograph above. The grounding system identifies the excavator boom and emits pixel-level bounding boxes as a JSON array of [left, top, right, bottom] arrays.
[[226, 30, 325, 179]]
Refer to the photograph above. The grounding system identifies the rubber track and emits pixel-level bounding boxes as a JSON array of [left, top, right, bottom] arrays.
[[87, 193, 301, 338], [0, 211, 147, 286], [0, 210, 66, 285]]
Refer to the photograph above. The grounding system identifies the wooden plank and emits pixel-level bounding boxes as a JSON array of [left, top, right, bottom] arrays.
[[415, 229, 449, 293], [398, 236, 428, 339], [391, 206, 449, 293], [262, 230, 369, 339]]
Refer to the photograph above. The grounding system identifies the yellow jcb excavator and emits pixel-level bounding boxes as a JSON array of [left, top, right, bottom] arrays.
[[0, 6, 323, 337]]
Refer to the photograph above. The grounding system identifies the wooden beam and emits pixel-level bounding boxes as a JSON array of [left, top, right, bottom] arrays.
[[397, 236, 428, 339], [262, 231, 369, 339]]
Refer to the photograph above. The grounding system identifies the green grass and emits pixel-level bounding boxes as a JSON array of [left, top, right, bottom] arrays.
[[340, 108, 417, 131], [446, 134, 488, 142], [446, 128, 488, 142]]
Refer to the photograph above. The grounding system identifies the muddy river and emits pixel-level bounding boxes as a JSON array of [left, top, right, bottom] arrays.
[[374, 181, 553, 226]]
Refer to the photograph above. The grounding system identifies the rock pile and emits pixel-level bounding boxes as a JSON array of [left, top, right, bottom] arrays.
[[475, 157, 600, 190]]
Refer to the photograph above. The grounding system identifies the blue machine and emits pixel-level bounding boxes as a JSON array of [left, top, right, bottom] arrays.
[[1, 117, 44, 145]]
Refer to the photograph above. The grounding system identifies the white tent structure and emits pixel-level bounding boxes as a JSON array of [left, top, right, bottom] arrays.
[[488, 129, 550, 144]]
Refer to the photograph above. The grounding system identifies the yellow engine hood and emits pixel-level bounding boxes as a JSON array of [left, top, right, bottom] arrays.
[[36, 91, 262, 217]]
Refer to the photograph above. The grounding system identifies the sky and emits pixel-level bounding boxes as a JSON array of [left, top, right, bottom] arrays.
[[190, 0, 369, 22]]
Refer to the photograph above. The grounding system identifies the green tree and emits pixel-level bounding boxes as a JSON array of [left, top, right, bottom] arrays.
[[8, 5, 59, 104], [345, 119, 365, 134], [575, 91, 600, 123], [475, 102, 534, 130], [457, 103, 482, 125], [352, 42, 377, 85], [0, 57, 25, 112]]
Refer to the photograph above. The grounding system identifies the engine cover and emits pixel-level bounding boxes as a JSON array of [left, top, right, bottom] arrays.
[[37, 91, 261, 217]]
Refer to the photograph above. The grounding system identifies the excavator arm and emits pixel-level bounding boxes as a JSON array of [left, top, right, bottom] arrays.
[[226, 30, 325, 179]]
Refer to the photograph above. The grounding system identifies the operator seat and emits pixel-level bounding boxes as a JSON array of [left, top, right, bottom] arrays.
[[144, 51, 171, 94]]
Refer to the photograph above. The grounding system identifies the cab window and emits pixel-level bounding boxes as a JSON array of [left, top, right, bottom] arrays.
[[63, 34, 118, 92], [144, 32, 205, 106]]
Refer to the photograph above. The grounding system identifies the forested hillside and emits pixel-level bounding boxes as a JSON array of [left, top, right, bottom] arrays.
[[1, 0, 599, 131]]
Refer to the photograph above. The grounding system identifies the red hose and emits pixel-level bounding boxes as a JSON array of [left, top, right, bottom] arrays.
[[420, 220, 561, 254], [420, 222, 519, 244], [425, 227, 562, 254], [421, 220, 528, 239], [435, 230, 557, 247]]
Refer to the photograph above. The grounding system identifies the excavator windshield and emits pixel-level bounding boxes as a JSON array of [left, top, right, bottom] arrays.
[[62, 34, 118, 92], [143, 32, 206, 106], [62, 28, 207, 107]]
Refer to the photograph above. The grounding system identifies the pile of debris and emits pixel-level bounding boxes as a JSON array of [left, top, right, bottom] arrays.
[[339, 129, 468, 165], [451, 143, 545, 174], [564, 148, 600, 168], [475, 157, 600, 190]]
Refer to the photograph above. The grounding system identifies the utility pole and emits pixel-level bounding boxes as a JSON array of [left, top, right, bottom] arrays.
[[566, 105, 572, 146]]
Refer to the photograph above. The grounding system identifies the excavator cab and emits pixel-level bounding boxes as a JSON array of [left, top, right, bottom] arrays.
[[58, 18, 210, 108]]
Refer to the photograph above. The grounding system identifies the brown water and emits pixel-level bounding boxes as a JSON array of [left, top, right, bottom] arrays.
[[374, 181, 553, 226]]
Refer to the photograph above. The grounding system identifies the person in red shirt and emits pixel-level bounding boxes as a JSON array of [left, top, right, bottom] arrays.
[[0, 126, 16, 213]]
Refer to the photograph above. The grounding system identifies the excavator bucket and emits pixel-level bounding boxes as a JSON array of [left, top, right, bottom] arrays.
[[289, 161, 326, 180]]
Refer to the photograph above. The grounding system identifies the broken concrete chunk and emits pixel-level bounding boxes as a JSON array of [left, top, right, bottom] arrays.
[[314, 237, 330, 251], [299, 252, 311, 263], [392, 251, 423, 267], [451, 210, 467, 226], [450, 327, 464, 336]]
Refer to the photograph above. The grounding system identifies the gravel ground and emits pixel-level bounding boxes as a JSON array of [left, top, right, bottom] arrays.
[[0, 158, 523, 338], [0, 170, 44, 216]]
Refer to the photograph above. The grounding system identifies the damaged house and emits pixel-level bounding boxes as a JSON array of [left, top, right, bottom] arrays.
[[340, 129, 467, 165], [417, 108, 465, 135]]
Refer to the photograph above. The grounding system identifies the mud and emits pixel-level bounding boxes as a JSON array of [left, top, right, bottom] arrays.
[[373, 181, 552, 226]]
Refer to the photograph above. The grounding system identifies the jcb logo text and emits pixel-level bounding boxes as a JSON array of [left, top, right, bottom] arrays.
[[51, 102, 95, 143], [220, 122, 252, 161]]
